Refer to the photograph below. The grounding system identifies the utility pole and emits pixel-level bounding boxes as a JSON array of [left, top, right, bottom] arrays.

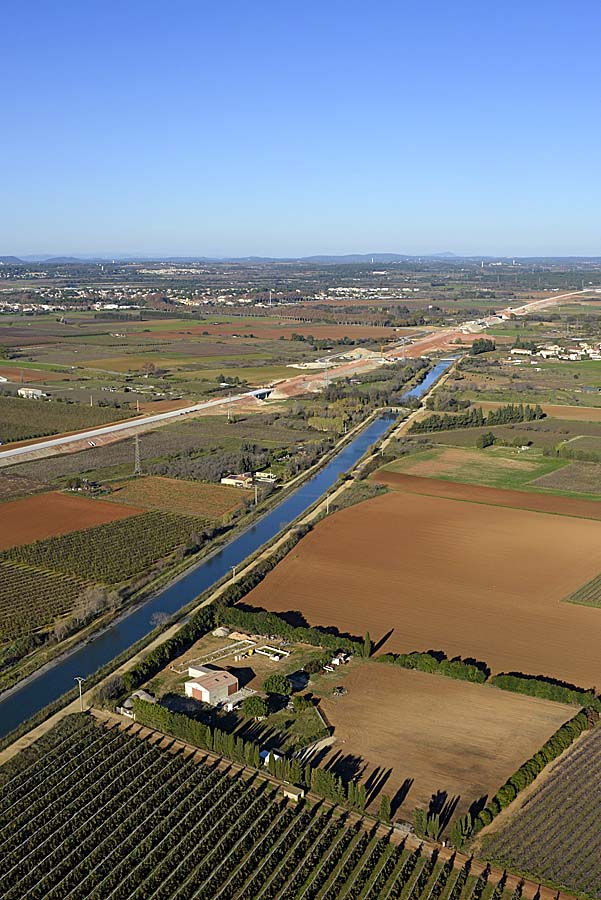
[[134, 434, 141, 476], [326, 495, 330, 514], [254, 484, 258, 506], [74, 676, 85, 712], [90, 395, 93, 407], [231, 565, 237, 582]]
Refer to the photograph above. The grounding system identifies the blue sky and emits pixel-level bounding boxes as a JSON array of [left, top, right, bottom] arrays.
[[2, 0, 600, 257]]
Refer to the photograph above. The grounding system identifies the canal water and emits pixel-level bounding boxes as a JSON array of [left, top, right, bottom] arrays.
[[0, 358, 453, 738]]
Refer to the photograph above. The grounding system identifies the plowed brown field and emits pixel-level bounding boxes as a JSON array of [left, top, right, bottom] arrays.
[[319, 663, 572, 818], [374, 470, 601, 519], [245, 491, 601, 687], [0, 491, 143, 549]]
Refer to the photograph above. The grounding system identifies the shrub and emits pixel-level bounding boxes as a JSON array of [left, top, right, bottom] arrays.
[[241, 695, 268, 718], [263, 674, 293, 696]]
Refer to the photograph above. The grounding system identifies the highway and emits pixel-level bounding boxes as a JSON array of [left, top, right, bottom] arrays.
[[0, 389, 269, 461]]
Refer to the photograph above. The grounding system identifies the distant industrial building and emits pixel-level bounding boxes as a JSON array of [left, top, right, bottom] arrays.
[[17, 387, 47, 399]]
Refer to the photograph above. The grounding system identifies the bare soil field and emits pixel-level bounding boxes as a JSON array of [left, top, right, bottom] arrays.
[[0, 365, 65, 382], [108, 475, 244, 519], [319, 663, 572, 818], [374, 470, 601, 518], [245, 490, 601, 687], [0, 491, 143, 549]]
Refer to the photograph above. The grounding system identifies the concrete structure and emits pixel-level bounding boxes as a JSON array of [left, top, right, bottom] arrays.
[[255, 471, 278, 484], [282, 786, 305, 802]]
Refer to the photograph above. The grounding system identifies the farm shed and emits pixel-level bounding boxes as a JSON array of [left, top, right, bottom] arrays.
[[185, 667, 239, 706], [220, 473, 253, 489]]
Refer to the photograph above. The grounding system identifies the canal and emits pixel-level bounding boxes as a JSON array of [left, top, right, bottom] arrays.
[[0, 358, 453, 738]]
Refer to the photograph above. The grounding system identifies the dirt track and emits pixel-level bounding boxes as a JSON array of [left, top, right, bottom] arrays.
[[245, 490, 601, 687]]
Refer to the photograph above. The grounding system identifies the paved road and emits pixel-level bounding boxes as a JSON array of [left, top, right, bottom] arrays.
[[0, 389, 267, 461]]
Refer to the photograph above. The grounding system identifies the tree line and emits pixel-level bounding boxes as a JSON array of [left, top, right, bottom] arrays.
[[132, 697, 371, 811], [218, 606, 368, 657], [409, 402, 545, 434], [377, 650, 600, 709], [377, 651, 488, 683], [466, 710, 592, 843]]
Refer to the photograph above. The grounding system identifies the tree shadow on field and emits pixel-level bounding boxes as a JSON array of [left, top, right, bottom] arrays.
[[391, 778, 414, 816], [429, 790, 460, 830], [373, 628, 395, 655], [468, 794, 488, 819], [324, 751, 366, 783], [365, 766, 393, 805]]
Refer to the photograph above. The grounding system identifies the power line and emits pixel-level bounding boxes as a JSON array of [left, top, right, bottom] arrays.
[[134, 434, 141, 476]]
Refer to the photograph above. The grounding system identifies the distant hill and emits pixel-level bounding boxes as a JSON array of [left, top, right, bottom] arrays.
[[0, 256, 24, 264]]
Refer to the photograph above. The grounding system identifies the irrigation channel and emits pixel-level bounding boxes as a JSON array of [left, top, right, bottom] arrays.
[[0, 359, 453, 739]]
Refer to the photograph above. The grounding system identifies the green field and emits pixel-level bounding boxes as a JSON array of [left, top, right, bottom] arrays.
[[382, 445, 566, 491]]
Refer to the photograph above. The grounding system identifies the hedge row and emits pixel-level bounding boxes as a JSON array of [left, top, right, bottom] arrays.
[[132, 698, 359, 807], [490, 672, 600, 709], [377, 651, 487, 684], [410, 402, 544, 434], [218, 606, 365, 656], [132, 697, 262, 766], [377, 652, 600, 709], [123, 606, 215, 693]]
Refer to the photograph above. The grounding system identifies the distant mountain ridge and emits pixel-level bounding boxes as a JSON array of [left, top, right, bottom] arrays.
[[4, 252, 601, 265]]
